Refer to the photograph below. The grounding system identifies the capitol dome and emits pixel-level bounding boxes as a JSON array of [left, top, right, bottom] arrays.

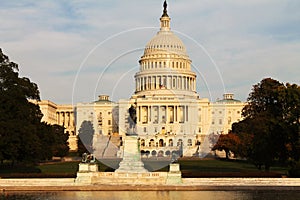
[[144, 30, 188, 57], [134, 0, 196, 97]]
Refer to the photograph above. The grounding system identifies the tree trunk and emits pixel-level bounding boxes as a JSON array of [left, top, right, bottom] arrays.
[[225, 150, 229, 159]]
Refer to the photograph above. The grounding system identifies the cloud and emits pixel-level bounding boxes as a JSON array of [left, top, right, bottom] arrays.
[[1, 0, 299, 103]]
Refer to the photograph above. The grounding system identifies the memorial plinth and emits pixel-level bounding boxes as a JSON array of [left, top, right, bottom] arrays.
[[166, 163, 182, 184], [115, 135, 148, 172], [76, 135, 182, 185]]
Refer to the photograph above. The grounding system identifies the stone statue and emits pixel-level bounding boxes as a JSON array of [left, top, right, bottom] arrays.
[[127, 104, 137, 135], [81, 153, 95, 163], [162, 0, 168, 16]]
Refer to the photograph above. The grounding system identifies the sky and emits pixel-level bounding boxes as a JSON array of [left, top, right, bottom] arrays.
[[1, 0, 299, 104]]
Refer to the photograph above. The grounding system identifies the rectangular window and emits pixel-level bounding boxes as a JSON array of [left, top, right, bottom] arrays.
[[108, 120, 111, 125], [142, 106, 148, 124], [228, 117, 232, 125]]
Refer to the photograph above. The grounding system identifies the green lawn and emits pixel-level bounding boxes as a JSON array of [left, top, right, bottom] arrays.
[[177, 159, 288, 177], [0, 159, 289, 178], [37, 162, 79, 174]]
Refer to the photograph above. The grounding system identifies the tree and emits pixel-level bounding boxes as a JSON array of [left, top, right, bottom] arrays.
[[0, 48, 42, 164], [233, 78, 300, 170], [51, 124, 69, 157], [0, 48, 70, 164], [282, 83, 300, 163], [212, 133, 241, 159], [38, 123, 69, 158]]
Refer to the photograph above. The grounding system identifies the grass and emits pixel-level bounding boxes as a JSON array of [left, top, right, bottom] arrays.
[[0, 158, 290, 178], [177, 159, 288, 177], [37, 162, 79, 174]]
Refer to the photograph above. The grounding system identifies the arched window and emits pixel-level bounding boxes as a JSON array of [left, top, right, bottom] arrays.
[[169, 139, 173, 147], [165, 150, 171, 157], [149, 139, 155, 147], [188, 139, 193, 146], [159, 139, 164, 147], [151, 150, 157, 157], [158, 150, 164, 157], [141, 139, 145, 147], [177, 139, 183, 146]]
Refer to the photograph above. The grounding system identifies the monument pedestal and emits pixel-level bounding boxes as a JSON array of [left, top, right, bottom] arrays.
[[115, 135, 148, 172], [75, 136, 182, 185], [166, 163, 182, 184], [78, 163, 98, 172], [76, 163, 99, 184]]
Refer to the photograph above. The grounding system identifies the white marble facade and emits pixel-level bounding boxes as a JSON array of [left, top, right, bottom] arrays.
[[35, 2, 245, 156]]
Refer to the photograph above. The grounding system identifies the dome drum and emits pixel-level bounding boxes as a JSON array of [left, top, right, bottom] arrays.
[[134, 73, 197, 94]]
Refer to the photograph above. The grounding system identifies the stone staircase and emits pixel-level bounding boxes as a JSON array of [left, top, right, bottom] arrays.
[[93, 135, 121, 159]]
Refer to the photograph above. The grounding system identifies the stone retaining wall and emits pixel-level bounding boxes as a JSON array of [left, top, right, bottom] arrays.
[[1, 178, 300, 191]]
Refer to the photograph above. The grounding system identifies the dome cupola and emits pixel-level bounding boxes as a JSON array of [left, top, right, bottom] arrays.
[[142, 0, 189, 58]]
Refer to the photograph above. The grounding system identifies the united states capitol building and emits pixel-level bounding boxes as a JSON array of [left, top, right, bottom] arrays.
[[35, 2, 245, 158]]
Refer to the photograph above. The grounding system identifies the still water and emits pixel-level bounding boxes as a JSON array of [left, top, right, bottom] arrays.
[[1, 191, 300, 200]]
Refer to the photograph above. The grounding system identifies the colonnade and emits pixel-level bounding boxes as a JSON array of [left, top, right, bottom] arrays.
[[136, 105, 189, 124], [135, 75, 196, 92], [56, 111, 74, 127]]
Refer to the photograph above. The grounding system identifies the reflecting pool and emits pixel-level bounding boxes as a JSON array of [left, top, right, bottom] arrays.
[[1, 191, 300, 200]]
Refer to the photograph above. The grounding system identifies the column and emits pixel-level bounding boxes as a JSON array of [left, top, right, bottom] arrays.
[[70, 112, 74, 127], [175, 106, 177, 122], [66, 112, 70, 127], [60, 112, 65, 126], [165, 105, 167, 124], [56, 112, 60, 125], [139, 78, 141, 91], [148, 106, 151, 122], [186, 106, 189, 122]]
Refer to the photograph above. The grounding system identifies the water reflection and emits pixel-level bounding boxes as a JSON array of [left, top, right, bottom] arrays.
[[1, 191, 300, 200]]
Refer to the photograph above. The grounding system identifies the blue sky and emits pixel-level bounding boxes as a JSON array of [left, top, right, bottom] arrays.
[[1, 0, 299, 104]]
